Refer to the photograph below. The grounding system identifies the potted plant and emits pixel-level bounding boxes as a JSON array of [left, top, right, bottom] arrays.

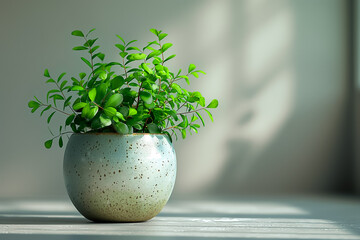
[[28, 28, 218, 222]]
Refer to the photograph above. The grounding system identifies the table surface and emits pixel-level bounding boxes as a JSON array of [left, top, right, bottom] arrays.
[[0, 196, 359, 240]]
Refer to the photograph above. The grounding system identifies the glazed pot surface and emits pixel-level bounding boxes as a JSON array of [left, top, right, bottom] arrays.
[[63, 133, 176, 222]]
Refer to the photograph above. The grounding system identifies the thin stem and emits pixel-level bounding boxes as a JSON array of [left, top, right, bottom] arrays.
[[41, 104, 71, 116], [50, 131, 73, 140], [83, 36, 95, 77], [54, 81, 76, 115], [177, 107, 205, 115]]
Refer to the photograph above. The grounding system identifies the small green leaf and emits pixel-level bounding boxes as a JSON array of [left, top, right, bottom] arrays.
[[141, 63, 153, 74], [158, 33, 168, 41], [105, 93, 123, 108], [59, 136, 63, 148], [99, 114, 112, 127], [44, 69, 50, 77], [161, 43, 173, 52], [44, 139, 53, 149], [111, 76, 125, 89], [79, 72, 86, 79], [146, 50, 161, 60], [140, 91, 153, 104], [204, 109, 213, 122], [126, 46, 141, 51], [87, 106, 98, 120], [47, 112, 55, 124], [171, 83, 182, 94], [65, 114, 75, 125], [72, 46, 88, 51], [71, 86, 85, 91], [114, 122, 129, 134], [71, 30, 84, 37], [28, 100, 40, 109], [115, 44, 125, 52], [188, 64, 196, 73], [164, 54, 176, 63], [150, 28, 159, 36], [147, 123, 160, 133], [191, 72, 199, 78], [40, 105, 51, 116], [116, 34, 126, 44], [46, 78, 55, 84], [127, 53, 147, 61], [97, 53, 105, 61], [181, 129, 186, 139], [116, 112, 126, 121], [81, 57, 92, 68], [206, 99, 218, 108], [88, 88, 96, 102], [104, 107, 117, 117], [99, 71, 108, 80], [120, 52, 128, 58], [128, 107, 137, 116], [57, 72, 66, 83], [86, 28, 96, 37], [73, 102, 87, 110]]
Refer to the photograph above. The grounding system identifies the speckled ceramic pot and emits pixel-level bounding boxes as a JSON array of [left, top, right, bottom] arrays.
[[63, 133, 176, 222]]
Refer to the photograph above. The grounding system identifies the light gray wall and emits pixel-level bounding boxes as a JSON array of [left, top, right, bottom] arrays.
[[0, 0, 352, 199]]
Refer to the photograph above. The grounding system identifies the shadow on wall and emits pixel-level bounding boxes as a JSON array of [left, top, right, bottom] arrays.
[[174, 0, 350, 196]]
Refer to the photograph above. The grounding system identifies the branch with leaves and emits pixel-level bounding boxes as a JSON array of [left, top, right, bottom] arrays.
[[28, 28, 218, 148]]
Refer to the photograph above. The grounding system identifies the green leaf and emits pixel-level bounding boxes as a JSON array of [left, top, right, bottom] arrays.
[[100, 114, 112, 127], [128, 107, 137, 116], [164, 54, 176, 63], [116, 112, 126, 121], [140, 91, 153, 104], [40, 105, 51, 116], [72, 46, 88, 51], [158, 33, 168, 41], [57, 72, 66, 83], [44, 139, 53, 149], [126, 46, 141, 51], [114, 122, 129, 134], [126, 40, 137, 46], [44, 69, 50, 78], [120, 52, 128, 58], [79, 72, 86, 79], [116, 34, 126, 44], [111, 76, 125, 89], [71, 30, 84, 37], [81, 57, 92, 68], [188, 64, 196, 73], [81, 104, 90, 118], [88, 88, 96, 102], [150, 28, 159, 36], [126, 53, 146, 61], [71, 86, 85, 91], [65, 114, 75, 125], [87, 106, 98, 120], [171, 83, 182, 94], [89, 45, 100, 53], [60, 80, 68, 90], [59, 136, 63, 148], [105, 93, 123, 108], [204, 109, 213, 122], [181, 129, 186, 139], [73, 102, 87, 110], [46, 78, 55, 84], [147, 123, 160, 133], [97, 53, 105, 61], [146, 50, 161, 60], [206, 99, 218, 108], [141, 63, 153, 74], [99, 71, 107, 80], [28, 100, 40, 109], [86, 28, 96, 37], [115, 44, 125, 52], [104, 107, 117, 117], [191, 72, 199, 78], [161, 43, 173, 52], [47, 112, 55, 124]]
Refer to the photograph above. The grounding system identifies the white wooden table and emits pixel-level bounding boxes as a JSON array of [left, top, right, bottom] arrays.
[[0, 196, 359, 239]]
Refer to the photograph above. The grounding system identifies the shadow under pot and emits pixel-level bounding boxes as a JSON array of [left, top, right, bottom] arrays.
[[63, 133, 177, 222]]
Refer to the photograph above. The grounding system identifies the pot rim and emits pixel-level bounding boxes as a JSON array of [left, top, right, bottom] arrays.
[[72, 132, 167, 136]]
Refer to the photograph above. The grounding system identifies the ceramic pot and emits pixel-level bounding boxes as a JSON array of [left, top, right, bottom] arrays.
[[63, 133, 176, 222]]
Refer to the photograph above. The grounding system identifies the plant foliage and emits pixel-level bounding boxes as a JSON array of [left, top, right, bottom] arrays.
[[28, 28, 218, 148]]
